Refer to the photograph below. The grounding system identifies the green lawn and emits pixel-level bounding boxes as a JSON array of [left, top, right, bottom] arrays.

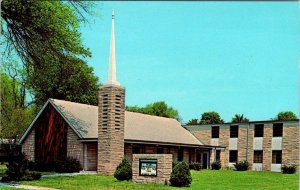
[[20, 170, 298, 190]]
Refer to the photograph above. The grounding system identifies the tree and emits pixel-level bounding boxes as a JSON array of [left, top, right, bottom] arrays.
[[186, 119, 199, 125], [28, 55, 99, 106], [1, 1, 92, 68], [276, 111, 298, 121], [0, 68, 35, 139], [231, 114, 249, 123], [199, 112, 224, 124], [126, 101, 180, 121], [1, 1, 99, 107]]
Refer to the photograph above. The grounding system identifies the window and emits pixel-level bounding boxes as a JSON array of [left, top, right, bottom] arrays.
[[133, 146, 143, 154], [211, 126, 220, 138], [178, 148, 183, 161], [273, 123, 283, 137], [253, 150, 263, 163], [254, 124, 264, 137], [230, 125, 239, 138], [272, 150, 282, 164], [229, 150, 238, 163], [157, 147, 164, 154], [216, 150, 221, 161]]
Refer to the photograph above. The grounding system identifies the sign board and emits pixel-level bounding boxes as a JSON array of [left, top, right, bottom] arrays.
[[139, 159, 157, 176]]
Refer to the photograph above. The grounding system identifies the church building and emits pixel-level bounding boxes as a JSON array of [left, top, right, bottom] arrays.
[[19, 11, 219, 174]]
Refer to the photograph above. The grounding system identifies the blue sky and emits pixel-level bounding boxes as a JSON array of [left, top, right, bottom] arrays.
[[80, 2, 299, 123]]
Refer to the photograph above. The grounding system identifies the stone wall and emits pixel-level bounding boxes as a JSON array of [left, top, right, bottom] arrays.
[[219, 126, 229, 168], [22, 129, 35, 161], [98, 85, 125, 174], [132, 154, 172, 185], [67, 127, 83, 165], [282, 126, 299, 166], [262, 124, 272, 171]]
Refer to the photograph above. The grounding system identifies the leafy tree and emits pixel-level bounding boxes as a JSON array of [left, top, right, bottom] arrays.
[[28, 55, 99, 106], [276, 111, 298, 121], [126, 101, 180, 121], [231, 114, 249, 123], [199, 112, 224, 124], [1, 1, 92, 68], [1, 1, 99, 107], [186, 119, 199, 125], [0, 64, 34, 140]]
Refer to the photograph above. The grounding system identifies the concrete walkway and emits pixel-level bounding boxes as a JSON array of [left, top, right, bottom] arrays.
[[0, 171, 97, 190]]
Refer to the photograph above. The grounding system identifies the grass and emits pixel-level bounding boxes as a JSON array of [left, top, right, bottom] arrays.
[[20, 170, 298, 190]]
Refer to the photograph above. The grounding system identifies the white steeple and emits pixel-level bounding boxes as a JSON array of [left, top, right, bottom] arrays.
[[105, 9, 120, 86]]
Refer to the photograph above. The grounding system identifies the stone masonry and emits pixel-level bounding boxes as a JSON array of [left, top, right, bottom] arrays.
[[22, 129, 35, 161], [132, 154, 172, 185], [98, 85, 125, 174], [282, 125, 299, 166], [67, 127, 84, 165]]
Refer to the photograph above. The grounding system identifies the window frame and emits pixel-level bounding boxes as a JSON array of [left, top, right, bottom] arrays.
[[211, 126, 220, 138], [253, 150, 263, 163], [272, 150, 282, 164], [230, 125, 239, 138]]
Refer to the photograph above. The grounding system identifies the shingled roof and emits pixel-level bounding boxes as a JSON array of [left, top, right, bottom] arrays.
[[20, 99, 203, 146]]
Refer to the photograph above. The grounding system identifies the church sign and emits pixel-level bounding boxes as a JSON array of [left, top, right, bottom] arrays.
[[139, 159, 157, 176]]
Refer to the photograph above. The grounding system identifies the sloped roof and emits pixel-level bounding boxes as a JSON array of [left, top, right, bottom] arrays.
[[20, 99, 203, 146]]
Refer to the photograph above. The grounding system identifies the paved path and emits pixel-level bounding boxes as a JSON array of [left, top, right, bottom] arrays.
[[0, 183, 59, 190]]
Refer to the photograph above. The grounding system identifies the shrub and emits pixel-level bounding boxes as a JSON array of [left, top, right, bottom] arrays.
[[189, 162, 201, 171], [211, 160, 221, 170], [1, 152, 41, 182], [54, 157, 82, 173], [114, 158, 132, 181], [29, 157, 82, 173], [282, 165, 297, 174], [170, 162, 192, 187], [234, 160, 249, 171]]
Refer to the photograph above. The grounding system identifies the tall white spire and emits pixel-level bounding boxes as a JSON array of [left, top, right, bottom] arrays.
[[105, 9, 120, 86]]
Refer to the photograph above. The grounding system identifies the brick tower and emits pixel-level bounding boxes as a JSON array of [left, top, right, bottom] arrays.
[[98, 10, 125, 175]]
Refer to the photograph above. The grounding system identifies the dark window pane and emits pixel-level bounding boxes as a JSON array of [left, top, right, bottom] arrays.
[[157, 147, 164, 154], [132, 146, 141, 154], [253, 150, 263, 163], [178, 148, 183, 161], [254, 124, 264, 137], [273, 123, 283, 137], [229, 150, 238, 162], [230, 125, 239, 138], [272, 150, 282, 164], [216, 150, 221, 161], [211, 126, 220, 138]]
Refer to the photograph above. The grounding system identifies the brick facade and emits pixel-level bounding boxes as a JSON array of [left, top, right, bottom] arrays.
[[22, 129, 35, 161], [282, 125, 299, 166], [132, 154, 172, 184], [185, 120, 299, 171], [67, 127, 84, 165], [98, 85, 125, 174]]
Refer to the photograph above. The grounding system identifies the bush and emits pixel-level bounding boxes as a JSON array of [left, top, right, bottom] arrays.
[[114, 158, 132, 181], [29, 157, 82, 173], [211, 160, 221, 170], [54, 157, 82, 173], [189, 162, 201, 171], [234, 160, 249, 171], [170, 162, 192, 187], [282, 165, 297, 174], [1, 152, 41, 182]]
